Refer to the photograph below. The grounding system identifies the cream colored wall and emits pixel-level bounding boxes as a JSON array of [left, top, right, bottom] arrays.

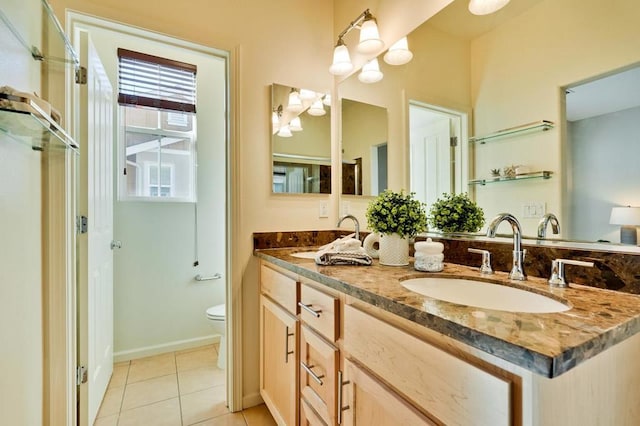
[[51, 0, 335, 406], [0, 0, 44, 424], [470, 0, 640, 236]]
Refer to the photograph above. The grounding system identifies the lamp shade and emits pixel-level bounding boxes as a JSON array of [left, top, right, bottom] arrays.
[[271, 111, 280, 128], [322, 94, 331, 106], [329, 44, 354, 76], [383, 37, 413, 66], [468, 0, 511, 15], [299, 89, 316, 101], [307, 99, 326, 116], [289, 116, 303, 131], [286, 90, 303, 113], [357, 19, 384, 54], [277, 125, 292, 138], [610, 206, 640, 225], [358, 58, 383, 84]]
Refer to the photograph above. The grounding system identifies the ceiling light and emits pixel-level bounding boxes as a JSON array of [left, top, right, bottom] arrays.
[[329, 38, 354, 76], [286, 89, 303, 113], [468, 0, 511, 16], [383, 37, 413, 66], [277, 124, 293, 138], [358, 58, 383, 84], [289, 116, 303, 131], [307, 99, 326, 116], [357, 11, 384, 54]]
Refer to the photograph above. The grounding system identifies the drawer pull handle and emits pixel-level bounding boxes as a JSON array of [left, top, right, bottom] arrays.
[[285, 326, 295, 363], [298, 302, 322, 318], [338, 370, 350, 424], [300, 361, 324, 385]]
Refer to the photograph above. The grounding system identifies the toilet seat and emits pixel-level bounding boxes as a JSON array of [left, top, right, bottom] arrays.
[[206, 304, 225, 321]]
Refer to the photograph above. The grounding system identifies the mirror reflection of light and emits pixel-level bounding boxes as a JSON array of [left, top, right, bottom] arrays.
[[289, 116, 303, 132], [358, 58, 383, 84], [308, 99, 326, 116], [277, 124, 293, 138]]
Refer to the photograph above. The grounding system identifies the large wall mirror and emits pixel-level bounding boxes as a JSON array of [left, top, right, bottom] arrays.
[[271, 83, 331, 194], [338, 0, 640, 244]]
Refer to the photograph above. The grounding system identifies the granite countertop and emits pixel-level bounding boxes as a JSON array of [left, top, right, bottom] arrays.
[[255, 247, 640, 378]]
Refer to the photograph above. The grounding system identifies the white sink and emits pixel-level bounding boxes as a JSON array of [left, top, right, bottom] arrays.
[[290, 251, 318, 259], [401, 277, 570, 313]]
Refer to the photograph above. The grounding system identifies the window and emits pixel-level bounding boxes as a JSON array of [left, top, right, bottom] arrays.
[[118, 48, 197, 201]]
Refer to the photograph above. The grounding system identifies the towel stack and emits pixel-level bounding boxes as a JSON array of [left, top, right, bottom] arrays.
[[314, 235, 372, 266]]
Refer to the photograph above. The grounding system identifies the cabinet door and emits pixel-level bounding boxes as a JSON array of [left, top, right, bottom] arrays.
[[300, 325, 339, 425], [260, 295, 298, 426], [341, 358, 436, 426]]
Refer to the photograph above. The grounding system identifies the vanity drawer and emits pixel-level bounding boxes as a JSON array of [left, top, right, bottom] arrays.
[[300, 325, 339, 426], [300, 282, 339, 341], [300, 397, 326, 426], [343, 304, 511, 426], [260, 263, 299, 315]]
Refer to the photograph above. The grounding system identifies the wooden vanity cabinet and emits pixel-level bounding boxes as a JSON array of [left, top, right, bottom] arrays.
[[259, 264, 299, 426]]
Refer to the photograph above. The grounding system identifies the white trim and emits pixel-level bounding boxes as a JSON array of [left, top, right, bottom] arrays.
[[242, 392, 265, 409], [113, 335, 221, 363]]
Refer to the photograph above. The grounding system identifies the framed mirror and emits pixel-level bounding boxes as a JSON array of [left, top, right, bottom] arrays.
[[271, 83, 331, 194], [338, 0, 640, 244]]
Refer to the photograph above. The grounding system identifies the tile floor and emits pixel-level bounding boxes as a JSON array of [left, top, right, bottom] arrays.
[[94, 344, 276, 426]]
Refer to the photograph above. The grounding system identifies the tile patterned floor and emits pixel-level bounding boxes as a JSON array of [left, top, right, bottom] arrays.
[[94, 344, 276, 426]]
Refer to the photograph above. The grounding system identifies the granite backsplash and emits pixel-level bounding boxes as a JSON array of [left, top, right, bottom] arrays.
[[253, 230, 640, 294]]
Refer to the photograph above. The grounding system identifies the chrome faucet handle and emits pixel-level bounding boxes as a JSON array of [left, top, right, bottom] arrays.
[[467, 248, 493, 274], [548, 258, 594, 288]]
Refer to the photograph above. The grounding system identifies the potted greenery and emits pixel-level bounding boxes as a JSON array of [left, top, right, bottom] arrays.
[[428, 193, 485, 233], [364, 190, 427, 266]]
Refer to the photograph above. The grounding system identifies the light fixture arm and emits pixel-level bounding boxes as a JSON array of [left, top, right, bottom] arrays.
[[337, 9, 372, 41]]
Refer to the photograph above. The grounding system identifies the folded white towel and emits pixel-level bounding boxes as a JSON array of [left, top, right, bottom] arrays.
[[314, 237, 372, 266]]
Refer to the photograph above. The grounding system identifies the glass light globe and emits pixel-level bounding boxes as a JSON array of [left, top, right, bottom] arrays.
[[383, 37, 413, 66], [357, 19, 384, 54], [307, 99, 326, 116], [286, 90, 303, 113], [277, 125, 292, 138], [329, 44, 354, 76], [358, 58, 383, 84], [289, 116, 303, 132]]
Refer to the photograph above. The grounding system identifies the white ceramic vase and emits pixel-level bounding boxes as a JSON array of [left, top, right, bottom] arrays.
[[379, 233, 409, 266]]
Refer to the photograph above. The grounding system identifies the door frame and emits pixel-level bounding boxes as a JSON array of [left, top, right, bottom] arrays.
[[408, 100, 469, 196], [44, 12, 240, 425]]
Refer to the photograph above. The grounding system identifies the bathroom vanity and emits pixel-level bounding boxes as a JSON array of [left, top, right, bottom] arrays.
[[255, 244, 640, 426]]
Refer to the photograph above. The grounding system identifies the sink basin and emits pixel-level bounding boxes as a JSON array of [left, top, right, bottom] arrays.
[[401, 277, 570, 313], [290, 251, 318, 259]]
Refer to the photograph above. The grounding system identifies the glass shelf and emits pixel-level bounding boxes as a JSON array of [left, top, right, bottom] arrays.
[[468, 171, 552, 186], [0, 93, 79, 153], [469, 120, 554, 144], [0, 0, 79, 67]]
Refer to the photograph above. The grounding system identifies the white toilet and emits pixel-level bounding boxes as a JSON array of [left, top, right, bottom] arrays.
[[206, 304, 226, 369]]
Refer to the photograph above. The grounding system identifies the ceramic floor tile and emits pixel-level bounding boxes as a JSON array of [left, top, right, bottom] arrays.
[[108, 364, 129, 389], [114, 360, 130, 368], [178, 366, 226, 395], [96, 386, 124, 418], [242, 404, 277, 426], [180, 384, 228, 425], [118, 398, 181, 426], [121, 374, 178, 411], [191, 412, 246, 426], [176, 346, 217, 372], [176, 344, 216, 355], [93, 413, 118, 426], [127, 352, 176, 383]]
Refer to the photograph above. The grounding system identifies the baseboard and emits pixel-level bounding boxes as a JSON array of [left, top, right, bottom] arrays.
[[114, 334, 221, 362], [242, 392, 264, 409]]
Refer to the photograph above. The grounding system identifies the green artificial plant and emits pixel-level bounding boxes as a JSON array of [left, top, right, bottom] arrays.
[[366, 190, 427, 237]]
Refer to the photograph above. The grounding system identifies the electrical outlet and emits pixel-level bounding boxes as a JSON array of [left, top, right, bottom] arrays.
[[319, 200, 329, 218], [522, 201, 546, 218], [341, 201, 351, 216]]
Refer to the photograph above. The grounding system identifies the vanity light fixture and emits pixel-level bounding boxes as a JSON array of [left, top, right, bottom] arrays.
[[468, 0, 511, 16], [277, 124, 293, 138], [383, 36, 413, 66], [329, 9, 384, 76], [286, 88, 303, 113], [289, 115, 303, 131], [307, 98, 326, 116], [358, 57, 383, 84], [610, 206, 640, 245], [299, 89, 317, 101]]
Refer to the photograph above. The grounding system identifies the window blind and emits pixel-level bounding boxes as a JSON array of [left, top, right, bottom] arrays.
[[118, 48, 197, 113]]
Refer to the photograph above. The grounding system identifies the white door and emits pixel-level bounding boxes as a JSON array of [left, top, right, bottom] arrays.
[[411, 117, 451, 207], [77, 30, 114, 426]]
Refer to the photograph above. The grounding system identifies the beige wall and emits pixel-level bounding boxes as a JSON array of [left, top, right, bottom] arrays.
[[470, 0, 640, 236], [0, 0, 44, 424]]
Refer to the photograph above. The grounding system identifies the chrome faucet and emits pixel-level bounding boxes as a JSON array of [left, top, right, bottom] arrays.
[[337, 214, 360, 241], [486, 213, 526, 280], [537, 213, 561, 239]]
